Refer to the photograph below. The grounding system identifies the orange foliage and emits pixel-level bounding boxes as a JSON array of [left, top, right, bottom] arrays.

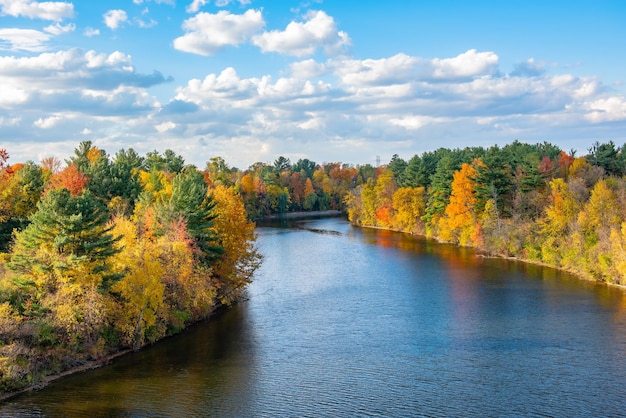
[[558, 151, 575, 178], [439, 163, 477, 245], [375, 205, 392, 227], [46, 163, 89, 196]]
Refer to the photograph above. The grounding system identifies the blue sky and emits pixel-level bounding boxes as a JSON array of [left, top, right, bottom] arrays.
[[1, 0, 625, 169]]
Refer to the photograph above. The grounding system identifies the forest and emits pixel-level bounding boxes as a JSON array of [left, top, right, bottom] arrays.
[[345, 141, 626, 286], [0, 142, 259, 393], [190, 138, 626, 287], [1, 138, 625, 394]]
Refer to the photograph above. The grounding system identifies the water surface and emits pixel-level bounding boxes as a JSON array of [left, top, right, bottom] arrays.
[[3, 218, 625, 416]]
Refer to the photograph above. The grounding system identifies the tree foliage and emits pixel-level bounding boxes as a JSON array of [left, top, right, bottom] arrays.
[[0, 144, 260, 393]]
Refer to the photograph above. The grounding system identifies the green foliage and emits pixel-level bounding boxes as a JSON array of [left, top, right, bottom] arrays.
[[9, 188, 121, 289], [167, 166, 223, 263], [586, 141, 624, 176], [0, 144, 263, 395]]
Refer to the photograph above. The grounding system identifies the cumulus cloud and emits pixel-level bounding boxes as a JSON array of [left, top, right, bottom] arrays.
[[34, 115, 62, 128], [252, 10, 350, 57], [155, 121, 176, 132], [585, 96, 626, 122], [43, 22, 75, 35], [0, 0, 74, 21], [134, 0, 174, 4], [175, 66, 331, 109], [173, 9, 264, 56], [0, 28, 50, 52], [0, 49, 171, 111], [186, 0, 208, 13], [103, 9, 128, 30], [332, 53, 419, 87], [430, 49, 499, 79], [511, 58, 546, 77], [83, 27, 100, 37], [290, 59, 328, 79]]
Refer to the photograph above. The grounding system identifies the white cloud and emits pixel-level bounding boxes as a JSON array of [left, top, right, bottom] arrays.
[[103, 9, 128, 30], [175, 67, 331, 109], [43, 22, 75, 35], [34, 115, 62, 128], [0, 49, 170, 112], [0, 28, 50, 52], [134, 0, 174, 4], [0, 0, 74, 21], [83, 27, 100, 37], [585, 96, 626, 122], [156, 121, 176, 132], [333, 53, 419, 87], [252, 10, 350, 57], [430, 49, 499, 79], [135, 17, 157, 28], [290, 59, 328, 79], [219, 0, 251, 5], [186, 0, 207, 13], [511, 58, 546, 77], [81, 128, 91, 134], [173, 9, 264, 56], [389, 115, 444, 130]]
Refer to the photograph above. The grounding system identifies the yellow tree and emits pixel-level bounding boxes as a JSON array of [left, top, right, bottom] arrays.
[[391, 187, 426, 233], [539, 178, 580, 266], [374, 169, 396, 228], [438, 163, 477, 245], [239, 173, 255, 195], [576, 179, 623, 281], [302, 178, 317, 211], [211, 185, 261, 305], [110, 217, 166, 348]]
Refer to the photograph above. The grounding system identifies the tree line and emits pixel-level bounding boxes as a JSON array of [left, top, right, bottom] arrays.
[[345, 140, 626, 285], [1, 138, 625, 393], [0, 142, 259, 393]]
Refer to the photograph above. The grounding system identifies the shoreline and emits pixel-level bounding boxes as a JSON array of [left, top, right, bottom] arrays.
[[261, 210, 343, 220], [0, 305, 226, 403], [354, 222, 625, 290], [0, 348, 132, 403]]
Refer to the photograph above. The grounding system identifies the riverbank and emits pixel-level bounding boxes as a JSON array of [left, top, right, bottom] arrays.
[[0, 303, 229, 403], [354, 222, 625, 290], [262, 210, 343, 220]]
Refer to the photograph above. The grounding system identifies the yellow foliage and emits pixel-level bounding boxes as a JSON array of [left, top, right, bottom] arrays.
[[438, 163, 477, 245], [211, 185, 260, 305], [110, 217, 166, 347], [138, 169, 172, 203], [391, 187, 426, 233], [541, 178, 579, 237], [579, 179, 622, 235], [240, 173, 255, 194], [609, 223, 626, 284]]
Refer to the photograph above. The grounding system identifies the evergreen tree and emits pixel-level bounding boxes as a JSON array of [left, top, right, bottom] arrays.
[[388, 154, 407, 185], [292, 158, 317, 179], [166, 166, 223, 263], [586, 141, 624, 176], [9, 188, 121, 289], [472, 147, 514, 216]]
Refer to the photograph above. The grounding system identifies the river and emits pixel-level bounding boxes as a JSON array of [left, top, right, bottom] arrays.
[[2, 217, 625, 416]]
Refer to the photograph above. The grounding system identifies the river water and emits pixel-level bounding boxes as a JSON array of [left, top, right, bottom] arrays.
[[2, 217, 626, 417]]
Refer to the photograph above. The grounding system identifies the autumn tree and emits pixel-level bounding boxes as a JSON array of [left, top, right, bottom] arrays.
[[9, 188, 121, 290], [391, 186, 426, 233], [438, 163, 478, 245], [46, 163, 88, 196], [166, 166, 223, 264], [210, 186, 261, 305]]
